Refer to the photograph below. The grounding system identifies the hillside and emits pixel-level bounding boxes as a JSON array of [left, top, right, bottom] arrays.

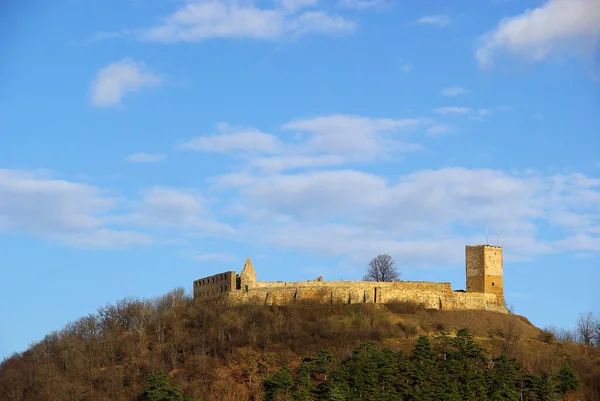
[[1, 288, 599, 400]]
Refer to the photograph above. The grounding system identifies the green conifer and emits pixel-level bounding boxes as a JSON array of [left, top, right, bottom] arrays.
[[555, 361, 579, 396]]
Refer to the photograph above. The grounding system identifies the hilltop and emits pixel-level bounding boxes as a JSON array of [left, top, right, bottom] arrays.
[[1, 289, 599, 400]]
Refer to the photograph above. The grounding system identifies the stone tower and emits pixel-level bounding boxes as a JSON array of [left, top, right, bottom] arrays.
[[465, 245, 504, 305]]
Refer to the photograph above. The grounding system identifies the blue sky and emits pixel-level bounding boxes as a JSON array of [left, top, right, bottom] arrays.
[[1, 0, 599, 359]]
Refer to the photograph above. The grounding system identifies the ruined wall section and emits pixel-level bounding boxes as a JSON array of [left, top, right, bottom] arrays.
[[230, 281, 450, 306], [194, 271, 236, 300], [238, 257, 257, 292], [227, 282, 505, 312], [443, 292, 506, 312]]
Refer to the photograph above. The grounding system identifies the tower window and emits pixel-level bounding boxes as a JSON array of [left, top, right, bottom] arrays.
[[492, 282, 495, 287]]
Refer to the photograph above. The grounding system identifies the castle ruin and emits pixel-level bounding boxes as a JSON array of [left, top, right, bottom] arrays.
[[193, 244, 507, 313]]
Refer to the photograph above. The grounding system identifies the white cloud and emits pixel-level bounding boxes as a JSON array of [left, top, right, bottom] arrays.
[[138, 0, 356, 43], [546, 173, 600, 235], [181, 114, 431, 176], [92, 30, 132, 42], [275, 0, 317, 12], [0, 169, 150, 248], [222, 167, 586, 264], [337, 0, 388, 10], [441, 86, 468, 96], [4, 157, 600, 266], [434, 106, 472, 115], [426, 124, 456, 136], [556, 234, 600, 252], [249, 155, 345, 172], [178, 123, 282, 154], [186, 113, 432, 180], [282, 114, 427, 159], [476, 0, 600, 68], [287, 11, 357, 38], [90, 58, 161, 107], [130, 187, 206, 227], [416, 15, 451, 27], [126, 152, 166, 163], [0, 169, 112, 235], [126, 187, 236, 236], [64, 229, 153, 249], [212, 172, 257, 190], [239, 170, 388, 220], [0, 169, 238, 249], [256, 223, 553, 267]]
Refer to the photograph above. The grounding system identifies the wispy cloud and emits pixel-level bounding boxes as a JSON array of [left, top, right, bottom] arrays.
[[275, 0, 318, 12], [416, 14, 451, 27], [186, 114, 429, 175], [426, 124, 457, 136], [135, 0, 356, 43], [177, 123, 283, 154], [281, 114, 427, 160], [220, 166, 600, 264], [476, 0, 600, 68], [90, 58, 161, 108], [126, 153, 166, 163], [4, 110, 600, 268], [441, 86, 468, 96], [434, 106, 472, 115], [0, 169, 152, 249], [337, 0, 389, 10]]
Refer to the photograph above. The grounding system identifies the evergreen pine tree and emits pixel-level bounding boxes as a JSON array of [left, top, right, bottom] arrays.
[[521, 373, 541, 401], [448, 328, 487, 401], [487, 354, 521, 401], [342, 342, 380, 400], [293, 359, 315, 401], [408, 336, 437, 400], [555, 361, 579, 396], [264, 364, 295, 401], [375, 348, 401, 398], [143, 371, 195, 401], [538, 372, 558, 401], [320, 382, 346, 401]]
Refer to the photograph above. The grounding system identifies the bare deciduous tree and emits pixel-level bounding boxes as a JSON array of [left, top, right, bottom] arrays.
[[593, 318, 600, 347], [576, 312, 596, 345], [363, 254, 400, 282]]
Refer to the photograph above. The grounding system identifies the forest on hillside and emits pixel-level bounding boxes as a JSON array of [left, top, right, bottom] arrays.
[[1, 288, 599, 400]]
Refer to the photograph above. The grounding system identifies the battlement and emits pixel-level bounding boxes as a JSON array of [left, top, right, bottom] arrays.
[[192, 245, 507, 313]]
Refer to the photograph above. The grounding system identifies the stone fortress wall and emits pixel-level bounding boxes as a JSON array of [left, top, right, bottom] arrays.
[[193, 244, 507, 313]]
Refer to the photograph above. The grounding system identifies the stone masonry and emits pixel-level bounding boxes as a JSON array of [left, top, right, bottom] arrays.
[[193, 245, 507, 313]]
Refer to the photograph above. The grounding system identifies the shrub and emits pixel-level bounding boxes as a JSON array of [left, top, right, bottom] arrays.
[[404, 325, 418, 338], [384, 300, 424, 315], [539, 328, 556, 344]]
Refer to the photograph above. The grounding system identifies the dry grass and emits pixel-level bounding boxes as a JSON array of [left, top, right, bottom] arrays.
[[2, 297, 599, 401]]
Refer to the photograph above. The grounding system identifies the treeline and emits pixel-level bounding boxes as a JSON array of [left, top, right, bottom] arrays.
[[0, 289, 599, 400], [542, 312, 600, 346], [263, 330, 579, 401]]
